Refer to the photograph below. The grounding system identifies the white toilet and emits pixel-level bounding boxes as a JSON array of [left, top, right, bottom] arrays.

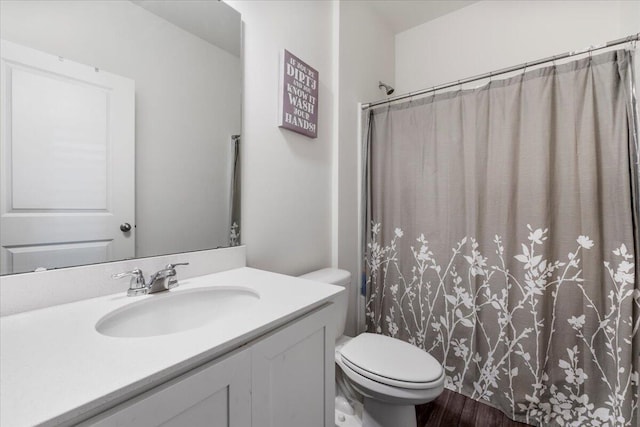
[[299, 268, 444, 427]]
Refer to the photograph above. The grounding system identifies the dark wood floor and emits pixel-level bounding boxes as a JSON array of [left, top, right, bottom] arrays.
[[416, 389, 533, 427]]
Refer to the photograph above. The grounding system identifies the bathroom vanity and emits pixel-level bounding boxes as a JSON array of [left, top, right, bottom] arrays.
[[0, 266, 343, 427]]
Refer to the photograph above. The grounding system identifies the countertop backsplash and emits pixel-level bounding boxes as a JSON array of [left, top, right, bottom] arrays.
[[0, 246, 246, 316]]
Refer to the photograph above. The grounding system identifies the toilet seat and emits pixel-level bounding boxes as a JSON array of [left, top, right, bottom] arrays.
[[337, 333, 443, 390], [336, 352, 445, 406], [340, 356, 442, 390]]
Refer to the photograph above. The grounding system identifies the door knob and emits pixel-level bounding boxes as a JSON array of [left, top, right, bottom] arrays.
[[120, 223, 132, 232]]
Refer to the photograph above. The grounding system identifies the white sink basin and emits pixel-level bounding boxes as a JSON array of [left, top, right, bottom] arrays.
[[95, 287, 260, 338]]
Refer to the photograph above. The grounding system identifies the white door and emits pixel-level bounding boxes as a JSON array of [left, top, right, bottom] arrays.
[[0, 40, 135, 274]]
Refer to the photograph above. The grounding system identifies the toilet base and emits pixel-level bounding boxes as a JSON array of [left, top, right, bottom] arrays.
[[334, 395, 362, 427], [335, 407, 362, 427], [362, 397, 416, 427]]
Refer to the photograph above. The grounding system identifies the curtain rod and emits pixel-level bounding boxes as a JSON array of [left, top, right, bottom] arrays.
[[361, 33, 640, 110]]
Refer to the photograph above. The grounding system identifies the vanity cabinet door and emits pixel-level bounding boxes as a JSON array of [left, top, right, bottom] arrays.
[[251, 304, 336, 427], [82, 348, 251, 427]]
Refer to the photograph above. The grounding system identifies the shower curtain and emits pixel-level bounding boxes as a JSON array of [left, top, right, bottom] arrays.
[[229, 135, 241, 246], [364, 50, 640, 426]]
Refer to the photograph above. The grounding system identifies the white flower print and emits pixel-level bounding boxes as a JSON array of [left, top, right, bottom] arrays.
[[577, 235, 594, 249], [567, 315, 586, 330], [366, 224, 639, 426]]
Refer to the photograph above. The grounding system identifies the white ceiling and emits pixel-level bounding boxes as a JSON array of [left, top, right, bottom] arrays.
[[366, 0, 477, 34], [131, 0, 241, 56], [130, 1, 476, 55]]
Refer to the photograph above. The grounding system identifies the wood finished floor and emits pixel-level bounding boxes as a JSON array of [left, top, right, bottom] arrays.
[[415, 389, 533, 427]]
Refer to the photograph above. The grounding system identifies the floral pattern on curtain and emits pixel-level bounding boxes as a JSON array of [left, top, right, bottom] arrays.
[[364, 50, 639, 426], [229, 135, 241, 246]]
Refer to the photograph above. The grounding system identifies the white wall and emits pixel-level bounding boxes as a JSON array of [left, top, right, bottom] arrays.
[[1, 0, 397, 335], [337, 1, 395, 334], [395, 0, 640, 94], [226, 0, 335, 276], [0, 1, 241, 258], [225, 1, 396, 335]]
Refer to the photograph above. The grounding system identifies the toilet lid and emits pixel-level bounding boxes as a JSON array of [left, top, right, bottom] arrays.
[[338, 333, 442, 385]]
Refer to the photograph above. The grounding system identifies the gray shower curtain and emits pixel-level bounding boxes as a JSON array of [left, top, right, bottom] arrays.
[[229, 134, 241, 246], [364, 50, 639, 426]]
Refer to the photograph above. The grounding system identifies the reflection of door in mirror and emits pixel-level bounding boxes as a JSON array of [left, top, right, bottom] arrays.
[[0, 40, 135, 275]]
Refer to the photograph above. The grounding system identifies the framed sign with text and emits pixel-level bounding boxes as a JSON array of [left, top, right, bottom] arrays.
[[278, 49, 318, 138]]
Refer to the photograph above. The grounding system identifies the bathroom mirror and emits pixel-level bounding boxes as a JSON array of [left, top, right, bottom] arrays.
[[0, 0, 242, 275]]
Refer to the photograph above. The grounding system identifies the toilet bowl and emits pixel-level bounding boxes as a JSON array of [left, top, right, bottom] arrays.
[[299, 269, 444, 427]]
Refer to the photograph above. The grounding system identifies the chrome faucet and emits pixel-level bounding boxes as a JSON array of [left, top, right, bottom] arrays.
[[112, 263, 189, 296], [112, 268, 147, 297], [147, 263, 189, 293]]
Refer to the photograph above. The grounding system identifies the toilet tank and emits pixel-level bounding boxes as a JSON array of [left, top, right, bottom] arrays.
[[299, 268, 351, 339]]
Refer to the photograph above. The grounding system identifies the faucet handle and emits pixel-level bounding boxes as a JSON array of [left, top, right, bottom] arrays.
[[165, 262, 189, 289], [112, 268, 148, 296], [165, 262, 189, 270]]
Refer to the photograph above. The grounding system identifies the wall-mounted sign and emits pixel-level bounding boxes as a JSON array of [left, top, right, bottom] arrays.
[[278, 49, 318, 138]]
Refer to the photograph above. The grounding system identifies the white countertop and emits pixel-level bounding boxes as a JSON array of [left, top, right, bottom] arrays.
[[0, 267, 343, 427]]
